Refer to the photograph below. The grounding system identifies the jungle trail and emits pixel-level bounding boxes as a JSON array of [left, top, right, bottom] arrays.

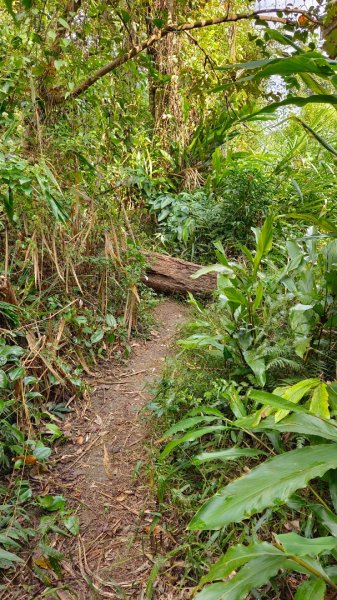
[[1, 1, 337, 599]]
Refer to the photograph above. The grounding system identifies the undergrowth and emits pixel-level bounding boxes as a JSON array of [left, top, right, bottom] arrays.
[[149, 218, 337, 599], [2, 1, 337, 597]]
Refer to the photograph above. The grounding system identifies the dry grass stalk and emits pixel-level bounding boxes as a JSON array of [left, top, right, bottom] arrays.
[[15, 378, 31, 425], [120, 199, 136, 243], [182, 167, 205, 191], [42, 233, 65, 282], [0, 276, 18, 305], [4, 227, 8, 279], [124, 285, 140, 339], [69, 259, 83, 294], [103, 444, 114, 479], [110, 224, 122, 263]]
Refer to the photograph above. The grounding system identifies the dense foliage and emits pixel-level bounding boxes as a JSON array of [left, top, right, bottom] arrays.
[[1, 0, 337, 597]]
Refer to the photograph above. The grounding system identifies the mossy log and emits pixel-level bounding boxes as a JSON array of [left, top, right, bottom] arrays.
[[142, 251, 217, 296]]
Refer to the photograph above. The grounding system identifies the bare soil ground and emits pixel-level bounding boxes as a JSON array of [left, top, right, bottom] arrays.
[[31, 299, 189, 600]]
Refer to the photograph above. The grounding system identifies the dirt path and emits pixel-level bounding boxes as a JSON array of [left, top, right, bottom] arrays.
[[57, 299, 189, 599]]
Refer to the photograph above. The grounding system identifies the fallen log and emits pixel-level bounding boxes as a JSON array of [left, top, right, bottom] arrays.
[[142, 251, 217, 296]]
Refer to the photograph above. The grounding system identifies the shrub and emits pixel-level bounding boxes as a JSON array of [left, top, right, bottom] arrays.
[[148, 163, 277, 261]]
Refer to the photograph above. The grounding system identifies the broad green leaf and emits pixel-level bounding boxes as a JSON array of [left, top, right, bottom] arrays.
[[178, 334, 224, 352], [201, 541, 282, 584], [246, 95, 337, 121], [119, 8, 130, 23], [257, 413, 337, 442], [310, 383, 330, 419], [160, 426, 226, 459], [90, 330, 104, 344], [37, 495, 66, 512], [106, 314, 117, 328], [214, 52, 336, 92], [191, 264, 233, 279], [193, 448, 266, 465], [327, 468, 337, 512], [299, 72, 334, 98], [33, 444, 52, 461], [189, 444, 337, 530], [276, 532, 337, 556], [273, 378, 320, 422], [186, 406, 225, 418], [251, 390, 307, 414], [0, 534, 20, 549], [0, 370, 9, 389], [38, 542, 63, 561], [253, 281, 263, 310], [162, 416, 220, 439], [251, 53, 336, 79], [46, 423, 63, 437], [0, 548, 23, 564], [286, 213, 337, 233], [63, 515, 80, 536], [8, 366, 25, 382], [243, 350, 266, 386], [58, 17, 70, 29], [34, 171, 68, 224], [234, 408, 265, 430], [253, 215, 273, 275], [196, 556, 289, 600], [311, 504, 337, 536], [3, 345, 24, 358], [291, 303, 315, 312], [195, 583, 228, 600], [221, 287, 247, 306], [263, 28, 303, 51], [294, 578, 326, 600], [217, 57, 272, 73], [218, 52, 336, 77], [226, 386, 246, 418]]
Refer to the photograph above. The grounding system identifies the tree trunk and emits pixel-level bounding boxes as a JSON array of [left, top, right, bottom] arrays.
[[142, 251, 217, 295], [147, 0, 184, 148]]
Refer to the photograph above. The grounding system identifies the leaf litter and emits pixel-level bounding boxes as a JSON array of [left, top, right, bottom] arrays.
[[20, 300, 189, 599]]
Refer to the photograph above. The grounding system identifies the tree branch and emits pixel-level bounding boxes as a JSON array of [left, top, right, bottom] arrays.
[[184, 30, 219, 74], [50, 8, 321, 104]]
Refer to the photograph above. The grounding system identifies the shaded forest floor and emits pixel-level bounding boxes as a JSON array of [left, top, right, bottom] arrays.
[[14, 300, 189, 600]]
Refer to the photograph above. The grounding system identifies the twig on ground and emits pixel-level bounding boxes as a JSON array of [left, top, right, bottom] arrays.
[[93, 487, 139, 516], [63, 434, 103, 471]]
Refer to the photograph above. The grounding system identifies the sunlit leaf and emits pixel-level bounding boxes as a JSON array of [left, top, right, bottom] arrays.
[[294, 578, 326, 600], [189, 445, 337, 530], [193, 448, 266, 465], [161, 426, 226, 459]]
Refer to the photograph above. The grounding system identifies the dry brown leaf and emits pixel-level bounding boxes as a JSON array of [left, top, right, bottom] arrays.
[[103, 445, 113, 479], [95, 414, 103, 426], [76, 435, 84, 445], [33, 556, 52, 570], [284, 520, 301, 531], [14, 455, 38, 465], [143, 524, 163, 537], [116, 494, 127, 502]]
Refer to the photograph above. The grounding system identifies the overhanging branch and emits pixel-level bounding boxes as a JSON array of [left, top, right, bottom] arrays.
[[50, 8, 321, 104]]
